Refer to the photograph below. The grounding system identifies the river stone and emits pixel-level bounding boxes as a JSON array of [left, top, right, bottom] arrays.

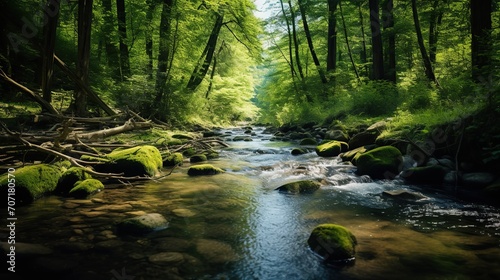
[[291, 148, 307, 155], [307, 224, 357, 263], [461, 172, 496, 189], [149, 252, 185, 265], [382, 190, 428, 201], [55, 167, 92, 195], [276, 180, 321, 194], [0, 242, 52, 256], [300, 138, 318, 146], [196, 239, 239, 264], [315, 141, 349, 157], [0, 164, 62, 205], [400, 165, 448, 185], [324, 130, 349, 142], [163, 152, 184, 167], [172, 208, 197, 218], [69, 179, 104, 198], [355, 146, 403, 179], [187, 164, 224, 176], [117, 213, 168, 235]]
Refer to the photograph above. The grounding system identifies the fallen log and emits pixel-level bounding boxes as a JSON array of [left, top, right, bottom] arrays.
[[74, 119, 153, 141]]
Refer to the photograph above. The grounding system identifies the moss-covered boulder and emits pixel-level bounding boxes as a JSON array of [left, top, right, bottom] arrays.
[[187, 164, 224, 176], [163, 152, 184, 167], [400, 165, 448, 185], [348, 130, 379, 150], [87, 145, 163, 177], [117, 213, 168, 235], [69, 179, 104, 198], [300, 138, 318, 146], [276, 180, 321, 194], [340, 145, 377, 164], [55, 167, 92, 195], [0, 164, 62, 205], [325, 130, 349, 142], [291, 148, 307, 156], [307, 224, 357, 263], [355, 146, 403, 179], [204, 151, 220, 160], [190, 154, 207, 163], [315, 141, 349, 157]]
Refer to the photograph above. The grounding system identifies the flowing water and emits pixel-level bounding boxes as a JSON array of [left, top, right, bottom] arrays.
[[2, 126, 500, 280]]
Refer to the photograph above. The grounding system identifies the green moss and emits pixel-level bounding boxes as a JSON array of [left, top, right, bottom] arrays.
[[315, 141, 349, 157], [163, 152, 184, 167], [166, 139, 183, 146], [182, 148, 197, 157], [355, 146, 403, 179], [187, 164, 224, 176], [90, 145, 163, 177], [307, 224, 357, 262], [205, 151, 220, 159], [69, 179, 104, 198], [276, 180, 321, 194], [55, 167, 92, 195], [190, 154, 208, 163], [0, 164, 62, 205]]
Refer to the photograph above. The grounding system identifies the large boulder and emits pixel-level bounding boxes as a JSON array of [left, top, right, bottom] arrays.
[[0, 164, 62, 206], [86, 145, 163, 177], [117, 213, 168, 235], [315, 141, 349, 157], [324, 130, 349, 142], [276, 180, 321, 194], [348, 130, 379, 150], [355, 146, 403, 179], [400, 165, 448, 185], [307, 224, 357, 263], [340, 144, 378, 164]]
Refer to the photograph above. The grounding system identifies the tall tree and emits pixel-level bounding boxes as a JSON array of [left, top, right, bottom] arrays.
[[289, 0, 305, 81], [101, 0, 121, 79], [358, 1, 369, 77], [428, 0, 444, 63], [154, 0, 173, 104], [41, 0, 60, 103], [339, 0, 360, 81], [382, 0, 395, 82], [470, 0, 492, 81], [116, 0, 131, 79], [297, 0, 328, 84], [327, 0, 339, 73], [411, 0, 439, 86], [369, 0, 384, 80], [280, 0, 297, 78], [74, 0, 94, 116], [145, 0, 157, 79]]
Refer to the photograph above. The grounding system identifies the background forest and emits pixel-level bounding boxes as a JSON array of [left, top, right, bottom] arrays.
[[0, 0, 499, 129]]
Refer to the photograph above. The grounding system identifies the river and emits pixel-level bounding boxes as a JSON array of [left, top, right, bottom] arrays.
[[2, 126, 500, 280]]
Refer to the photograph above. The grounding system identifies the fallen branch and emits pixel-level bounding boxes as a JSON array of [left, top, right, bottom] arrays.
[[74, 118, 152, 141]]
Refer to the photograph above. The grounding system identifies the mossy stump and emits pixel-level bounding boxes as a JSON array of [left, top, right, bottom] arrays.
[[187, 164, 224, 176], [308, 224, 357, 264], [0, 164, 62, 206]]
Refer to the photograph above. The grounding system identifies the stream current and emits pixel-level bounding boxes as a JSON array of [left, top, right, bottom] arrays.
[[2, 126, 500, 280]]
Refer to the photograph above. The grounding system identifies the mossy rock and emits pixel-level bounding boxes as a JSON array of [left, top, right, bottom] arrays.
[[90, 145, 163, 177], [483, 182, 500, 200], [355, 146, 403, 179], [69, 179, 104, 198], [276, 180, 321, 194], [315, 141, 349, 157], [117, 213, 169, 235], [204, 151, 220, 160], [187, 164, 224, 176], [163, 152, 184, 167], [0, 164, 62, 205], [300, 138, 318, 146], [55, 167, 92, 195], [182, 148, 197, 157], [307, 224, 357, 263], [291, 148, 307, 156], [400, 165, 448, 185], [190, 154, 208, 163]]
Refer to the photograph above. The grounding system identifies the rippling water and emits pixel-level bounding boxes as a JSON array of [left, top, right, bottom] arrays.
[[2, 126, 500, 280]]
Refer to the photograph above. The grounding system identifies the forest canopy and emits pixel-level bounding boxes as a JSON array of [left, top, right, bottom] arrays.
[[0, 0, 498, 127]]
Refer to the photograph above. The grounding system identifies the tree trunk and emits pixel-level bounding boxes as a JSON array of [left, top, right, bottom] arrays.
[[288, 0, 305, 81], [470, 0, 492, 81], [280, 0, 296, 78], [145, 0, 157, 79], [411, 0, 439, 86], [297, 0, 328, 84], [41, 0, 60, 104], [327, 0, 339, 73], [154, 0, 173, 103], [339, 0, 360, 82], [186, 11, 224, 91], [102, 0, 121, 79], [116, 0, 131, 79], [428, 0, 443, 63], [382, 0, 395, 82], [74, 0, 93, 116], [369, 0, 384, 80], [358, 3, 369, 77]]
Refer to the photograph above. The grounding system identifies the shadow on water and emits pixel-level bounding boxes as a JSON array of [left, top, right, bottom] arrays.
[[2, 126, 500, 279]]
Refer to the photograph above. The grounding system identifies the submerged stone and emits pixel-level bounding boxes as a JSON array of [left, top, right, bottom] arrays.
[[307, 224, 357, 263], [117, 213, 168, 235], [276, 180, 321, 194]]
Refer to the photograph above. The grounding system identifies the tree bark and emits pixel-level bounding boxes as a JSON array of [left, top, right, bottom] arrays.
[[145, 0, 157, 79], [470, 0, 492, 81], [369, 0, 384, 80], [429, 0, 443, 63], [411, 0, 439, 86], [358, 3, 369, 77], [186, 11, 224, 91], [41, 0, 60, 104], [297, 0, 328, 84], [382, 0, 395, 82], [288, 0, 305, 81], [339, 0, 360, 82], [154, 0, 174, 103], [280, 0, 296, 78], [101, 0, 121, 79], [327, 0, 339, 73], [116, 0, 131, 79], [74, 0, 93, 116]]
